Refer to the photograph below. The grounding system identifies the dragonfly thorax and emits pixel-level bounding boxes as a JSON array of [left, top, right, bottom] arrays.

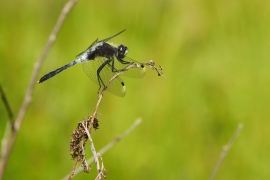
[[85, 42, 116, 60]]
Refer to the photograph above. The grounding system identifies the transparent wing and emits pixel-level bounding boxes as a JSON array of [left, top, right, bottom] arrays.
[[82, 57, 126, 97], [114, 56, 146, 78], [76, 39, 98, 58]]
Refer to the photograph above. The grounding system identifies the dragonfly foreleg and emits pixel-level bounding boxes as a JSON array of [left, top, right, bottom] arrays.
[[116, 57, 132, 65], [110, 58, 130, 73]]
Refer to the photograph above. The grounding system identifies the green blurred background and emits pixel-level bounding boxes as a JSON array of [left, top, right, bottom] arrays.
[[1, 0, 270, 179]]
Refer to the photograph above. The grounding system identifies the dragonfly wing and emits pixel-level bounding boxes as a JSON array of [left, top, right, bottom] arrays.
[[82, 57, 126, 97], [114, 56, 146, 78], [76, 39, 99, 58], [98, 30, 126, 43]]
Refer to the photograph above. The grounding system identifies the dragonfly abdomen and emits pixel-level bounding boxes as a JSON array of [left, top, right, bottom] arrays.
[[38, 58, 83, 83]]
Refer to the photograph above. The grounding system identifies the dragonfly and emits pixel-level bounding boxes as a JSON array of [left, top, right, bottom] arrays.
[[38, 30, 146, 97]]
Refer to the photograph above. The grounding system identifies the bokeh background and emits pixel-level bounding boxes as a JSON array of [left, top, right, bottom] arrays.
[[1, 0, 270, 179]]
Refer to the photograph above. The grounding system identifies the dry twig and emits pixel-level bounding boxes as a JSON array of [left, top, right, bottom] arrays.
[[95, 154, 107, 180], [0, 85, 14, 160], [209, 123, 243, 180], [0, 0, 78, 179], [68, 159, 79, 180], [0, 85, 14, 123]]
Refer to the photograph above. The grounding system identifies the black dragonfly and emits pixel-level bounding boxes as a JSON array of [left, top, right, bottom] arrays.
[[38, 30, 146, 97]]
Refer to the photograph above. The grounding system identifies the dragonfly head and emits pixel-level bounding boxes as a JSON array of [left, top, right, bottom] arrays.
[[117, 44, 128, 58]]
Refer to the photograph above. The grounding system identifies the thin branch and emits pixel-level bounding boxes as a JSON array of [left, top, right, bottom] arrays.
[[95, 154, 107, 180], [0, 85, 14, 159], [209, 123, 243, 180], [68, 159, 79, 180], [63, 118, 142, 180], [81, 121, 100, 174], [0, 0, 78, 179], [14, 0, 77, 134], [0, 85, 14, 123], [1, 124, 11, 163]]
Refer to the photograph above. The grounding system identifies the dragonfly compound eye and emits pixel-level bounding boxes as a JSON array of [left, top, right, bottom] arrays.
[[118, 44, 128, 58]]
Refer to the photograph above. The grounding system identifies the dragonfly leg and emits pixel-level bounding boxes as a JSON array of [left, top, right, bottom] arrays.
[[116, 57, 131, 65], [96, 59, 111, 92], [111, 58, 119, 73], [110, 58, 130, 74]]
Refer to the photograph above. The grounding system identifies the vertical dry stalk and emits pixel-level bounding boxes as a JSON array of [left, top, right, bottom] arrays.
[[0, 85, 14, 159], [0, 85, 14, 123], [209, 123, 243, 180], [0, 0, 78, 179]]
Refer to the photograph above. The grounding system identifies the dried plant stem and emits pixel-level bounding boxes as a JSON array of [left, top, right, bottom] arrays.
[[95, 154, 106, 180], [81, 121, 100, 174], [209, 123, 243, 180], [0, 85, 14, 123], [68, 159, 79, 180], [0, 85, 14, 159], [63, 118, 142, 180], [14, 0, 77, 134], [0, 0, 78, 179]]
